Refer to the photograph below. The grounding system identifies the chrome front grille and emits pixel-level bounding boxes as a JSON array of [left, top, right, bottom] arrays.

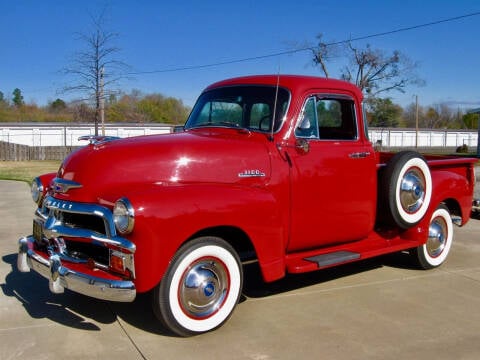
[[27, 195, 137, 282], [61, 212, 107, 236], [39, 196, 117, 238], [35, 195, 136, 255]]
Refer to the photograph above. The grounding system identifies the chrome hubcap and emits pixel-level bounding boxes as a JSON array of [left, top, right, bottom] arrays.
[[179, 258, 229, 319], [400, 169, 426, 214], [427, 216, 447, 257]]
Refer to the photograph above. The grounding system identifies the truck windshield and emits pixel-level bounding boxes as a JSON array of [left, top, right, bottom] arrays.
[[185, 85, 290, 133]]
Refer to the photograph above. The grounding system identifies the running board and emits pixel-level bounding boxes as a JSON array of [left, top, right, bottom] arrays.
[[305, 251, 360, 268], [285, 234, 419, 274]]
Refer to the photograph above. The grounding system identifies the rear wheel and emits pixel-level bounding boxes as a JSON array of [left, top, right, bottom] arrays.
[[153, 237, 243, 337], [410, 205, 453, 269]]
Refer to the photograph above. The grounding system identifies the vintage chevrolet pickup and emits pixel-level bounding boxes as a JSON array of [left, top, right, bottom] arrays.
[[17, 75, 477, 336]]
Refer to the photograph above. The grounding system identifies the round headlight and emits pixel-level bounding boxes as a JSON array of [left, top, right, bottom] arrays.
[[113, 198, 135, 235], [31, 177, 44, 204]]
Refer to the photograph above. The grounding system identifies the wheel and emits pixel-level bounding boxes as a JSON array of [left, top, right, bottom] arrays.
[[410, 205, 453, 269], [382, 151, 432, 228], [153, 237, 243, 337]]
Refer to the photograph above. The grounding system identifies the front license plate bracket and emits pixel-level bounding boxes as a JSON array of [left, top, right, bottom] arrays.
[[33, 220, 44, 243]]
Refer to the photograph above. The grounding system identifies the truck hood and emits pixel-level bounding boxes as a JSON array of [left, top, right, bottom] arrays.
[[54, 128, 272, 203]]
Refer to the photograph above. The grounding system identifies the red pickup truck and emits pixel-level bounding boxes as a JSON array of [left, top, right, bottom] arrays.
[[17, 75, 476, 336]]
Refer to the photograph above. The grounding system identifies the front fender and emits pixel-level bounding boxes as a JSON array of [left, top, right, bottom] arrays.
[[124, 183, 286, 292]]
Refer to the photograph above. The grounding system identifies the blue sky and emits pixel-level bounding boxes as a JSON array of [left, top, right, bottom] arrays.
[[1, 0, 479, 110]]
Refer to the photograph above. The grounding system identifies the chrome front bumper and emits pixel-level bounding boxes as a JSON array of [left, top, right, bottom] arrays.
[[18, 236, 136, 302]]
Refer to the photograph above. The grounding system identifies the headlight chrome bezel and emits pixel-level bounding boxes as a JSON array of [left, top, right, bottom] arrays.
[[113, 198, 135, 235], [31, 177, 44, 205]]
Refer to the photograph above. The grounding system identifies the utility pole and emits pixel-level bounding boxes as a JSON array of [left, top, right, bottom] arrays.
[[467, 108, 480, 157], [100, 66, 105, 136]]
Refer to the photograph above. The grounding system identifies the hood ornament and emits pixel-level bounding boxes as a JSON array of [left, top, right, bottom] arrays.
[[79, 135, 120, 146]]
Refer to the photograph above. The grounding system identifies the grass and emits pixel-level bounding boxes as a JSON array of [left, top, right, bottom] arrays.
[[0, 161, 61, 184]]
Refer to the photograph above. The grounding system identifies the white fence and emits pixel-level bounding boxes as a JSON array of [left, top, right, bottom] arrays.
[[0, 123, 173, 146], [0, 124, 478, 148], [368, 128, 478, 148]]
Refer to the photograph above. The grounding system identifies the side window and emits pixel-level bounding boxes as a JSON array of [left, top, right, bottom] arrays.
[[295, 97, 319, 138], [295, 96, 357, 140], [317, 98, 357, 140]]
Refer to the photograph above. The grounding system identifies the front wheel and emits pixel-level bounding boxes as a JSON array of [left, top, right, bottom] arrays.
[[153, 237, 243, 337], [410, 205, 453, 269]]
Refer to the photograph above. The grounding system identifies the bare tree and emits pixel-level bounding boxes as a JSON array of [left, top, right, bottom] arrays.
[[423, 103, 458, 129], [341, 43, 422, 97], [308, 34, 345, 78], [310, 34, 331, 77], [310, 35, 423, 99], [61, 9, 129, 135]]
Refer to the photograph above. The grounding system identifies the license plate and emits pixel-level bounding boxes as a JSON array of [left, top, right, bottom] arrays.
[[33, 220, 43, 242]]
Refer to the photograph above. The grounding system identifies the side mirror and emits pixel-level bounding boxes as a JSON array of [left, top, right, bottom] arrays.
[[295, 138, 310, 154]]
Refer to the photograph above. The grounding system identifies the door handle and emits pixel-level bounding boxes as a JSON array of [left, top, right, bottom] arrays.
[[348, 152, 371, 158]]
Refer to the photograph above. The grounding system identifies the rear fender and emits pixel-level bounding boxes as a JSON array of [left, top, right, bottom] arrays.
[[401, 169, 474, 244], [430, 169, 474, 225]]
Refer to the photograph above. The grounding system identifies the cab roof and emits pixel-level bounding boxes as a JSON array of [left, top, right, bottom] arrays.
[[205, 75, 363, 101]]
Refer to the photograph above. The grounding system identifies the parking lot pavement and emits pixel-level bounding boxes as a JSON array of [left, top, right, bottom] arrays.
[[1, 179, 480, 360]]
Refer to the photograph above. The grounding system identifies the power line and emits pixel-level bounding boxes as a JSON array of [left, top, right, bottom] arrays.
[[329, 10, 480, 45], [128, 10, 480, 75]]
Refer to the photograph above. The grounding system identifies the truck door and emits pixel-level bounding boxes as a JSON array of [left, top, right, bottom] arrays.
[[287, 94, 377, 252]]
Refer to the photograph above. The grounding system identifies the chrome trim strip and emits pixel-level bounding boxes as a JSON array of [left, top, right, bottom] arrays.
[[18, 236, 136, 302], [43, 219, 136, 253]]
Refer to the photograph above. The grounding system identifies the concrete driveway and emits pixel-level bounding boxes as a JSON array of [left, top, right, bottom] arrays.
[[1, 180, 480, 360]]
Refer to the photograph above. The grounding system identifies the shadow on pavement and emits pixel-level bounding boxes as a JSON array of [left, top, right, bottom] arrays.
[[241, 253, 417, 299], [1, 253, 111, 331], [1, 253, 173, 335], [2, 250, 419, 335]]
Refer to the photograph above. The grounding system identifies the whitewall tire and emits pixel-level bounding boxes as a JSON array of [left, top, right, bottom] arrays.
[[411, 205, 453, 269], [153, 237, 243, 336]]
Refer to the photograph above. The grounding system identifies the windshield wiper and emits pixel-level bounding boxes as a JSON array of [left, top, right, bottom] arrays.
[[187, 122, 251, 134]]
